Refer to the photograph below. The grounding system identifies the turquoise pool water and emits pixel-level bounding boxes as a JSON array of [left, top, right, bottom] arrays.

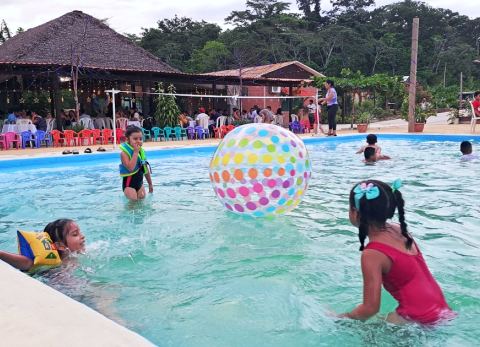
[[0, 135, 479, 346]]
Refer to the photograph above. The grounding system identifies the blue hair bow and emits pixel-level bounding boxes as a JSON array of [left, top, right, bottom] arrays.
[[391, 179, 402, 192], [354, 182, 380, 209]]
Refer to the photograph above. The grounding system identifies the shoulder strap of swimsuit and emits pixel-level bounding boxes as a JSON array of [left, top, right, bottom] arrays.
[[364, 241, 398, 262]]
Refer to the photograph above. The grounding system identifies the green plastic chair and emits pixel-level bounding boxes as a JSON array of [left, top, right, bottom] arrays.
[[173, 126, 184, 140], [180, 127, 188, 140], [163, 127, 175, 141], [151, 127, 165, 141], [141, 127, 152, 141]]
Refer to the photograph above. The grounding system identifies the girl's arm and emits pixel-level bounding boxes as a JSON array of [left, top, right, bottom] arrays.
[[356, 145, 365, 154], [145, 173, 153, 193], [0, 251, 33, 271], [340, 250, 384, 320], [120, 149, 140, 172]]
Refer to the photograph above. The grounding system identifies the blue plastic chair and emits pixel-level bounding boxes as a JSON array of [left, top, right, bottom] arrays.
[[163, 127, 175, 141], [21, 131, 35, 148], [180, 127, 188, 140], [290, 121, 302, 134], [194, 126, 205, 139], [34, 130, 51, 148], [187, 126, 195, 140], [141, 127, 152, 141]]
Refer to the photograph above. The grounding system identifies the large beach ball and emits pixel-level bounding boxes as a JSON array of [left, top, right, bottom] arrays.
[[209, 123, 312, 217]]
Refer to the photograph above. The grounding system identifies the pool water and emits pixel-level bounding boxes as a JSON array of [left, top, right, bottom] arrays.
[[0, 135, 479, 346]]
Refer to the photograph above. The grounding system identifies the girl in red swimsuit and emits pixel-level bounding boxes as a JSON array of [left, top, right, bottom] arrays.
[[340, 179, 454, 324]]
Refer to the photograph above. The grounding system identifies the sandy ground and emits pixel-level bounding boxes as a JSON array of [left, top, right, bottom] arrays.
[[0, 121, 477, 159]]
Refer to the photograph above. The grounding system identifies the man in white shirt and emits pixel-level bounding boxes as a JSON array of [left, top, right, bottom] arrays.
[[307, 99, 317, 126]]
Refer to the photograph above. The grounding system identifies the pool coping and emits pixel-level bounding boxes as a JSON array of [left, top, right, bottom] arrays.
[[0, 132, 479, 171], [0, 260, 155, 347]]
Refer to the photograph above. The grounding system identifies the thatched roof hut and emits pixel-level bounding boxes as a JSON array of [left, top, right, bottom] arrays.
[[0, 10, 179, 74]]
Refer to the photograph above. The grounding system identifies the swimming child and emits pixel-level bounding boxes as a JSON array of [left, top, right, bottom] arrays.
[[357, 134, 390, 159], [363, 147, 390, 163], [340, 180, 454, 324], [0, 219, 85, 271], [119, 125, 153, 200], [460, 141, 478, 161]]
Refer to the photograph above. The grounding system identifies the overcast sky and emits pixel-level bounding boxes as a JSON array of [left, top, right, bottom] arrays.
[[1, 0, 479, 36]]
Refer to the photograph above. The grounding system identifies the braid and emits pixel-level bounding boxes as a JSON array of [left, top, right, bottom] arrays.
[[358, 199, 370, 251], [393, 190, 413, 250]]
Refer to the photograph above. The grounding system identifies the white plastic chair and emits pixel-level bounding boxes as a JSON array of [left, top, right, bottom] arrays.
[[79, 117, 95, 129], [470, 101, 479, 133], [198, 116, 210, 137], [94, 117, 106, 129], [216, 116, 227, 128], [103, 117, 113, 129], [290, 114, 299, 122], [254, 115, 263, 123], [116, 117, 129, 131], [17, 119, 32, 125]]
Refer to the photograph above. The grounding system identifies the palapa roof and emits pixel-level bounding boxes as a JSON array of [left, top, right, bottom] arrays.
[[0, 10, 180, 74], [203, 61, 324, 80]]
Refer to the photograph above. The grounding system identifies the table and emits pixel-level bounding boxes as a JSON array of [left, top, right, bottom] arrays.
[[2, 124, 37, 134]]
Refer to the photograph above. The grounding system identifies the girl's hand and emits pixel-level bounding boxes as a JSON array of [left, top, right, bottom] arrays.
[[133, 143, 141, 153], [148, 184, 153, 193]]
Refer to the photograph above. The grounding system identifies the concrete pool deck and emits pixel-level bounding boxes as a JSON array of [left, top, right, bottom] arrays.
[[0, 122, 476, 160]]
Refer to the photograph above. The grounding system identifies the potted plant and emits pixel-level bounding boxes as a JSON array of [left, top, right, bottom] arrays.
[[355, 112, 370, 133], [413, 106, 436, 132]]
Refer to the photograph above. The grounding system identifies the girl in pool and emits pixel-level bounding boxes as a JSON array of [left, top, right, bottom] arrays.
[[119, 125, 153, 201], [340, 179, 453, 324], [0, 219, 85, 271]]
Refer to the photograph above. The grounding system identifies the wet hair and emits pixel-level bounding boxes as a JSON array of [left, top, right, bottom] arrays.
[[460, 141, 472, 154], [474, 91, 480, 98], [125, 125, 142, 138], [349, 180, 412, 251], [44, 219, 75, 253], [326, 79, 335, 87], [366, 134, 377, 145], [364, 147, 376, 160]]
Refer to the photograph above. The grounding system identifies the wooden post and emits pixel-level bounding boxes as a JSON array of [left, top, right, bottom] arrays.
[[408, 17, 419, 132], [52, 76, 62, 130], [459, 72, 463, 108], [288, 85, 293, 115]]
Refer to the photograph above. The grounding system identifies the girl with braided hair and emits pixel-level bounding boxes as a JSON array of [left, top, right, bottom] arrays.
[[341, 179, 454, 324]]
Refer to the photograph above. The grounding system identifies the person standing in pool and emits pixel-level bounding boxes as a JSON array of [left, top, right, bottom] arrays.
[[119, 125, 153, 200], [340, 180, 454, 324], [318, 80, 338, 136]]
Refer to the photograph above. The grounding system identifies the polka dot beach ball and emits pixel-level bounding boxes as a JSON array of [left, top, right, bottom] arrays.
[[209, 123, 312, 217]]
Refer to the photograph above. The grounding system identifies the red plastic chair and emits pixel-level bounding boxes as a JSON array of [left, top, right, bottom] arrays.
[[115, 128, 125, 144], [77, 129, 92, 146], [91, 129, 101, 145], [101, 129, 114, 145], [219, 125, 228, 138], [226, 125, 235, 134], [49, 130, 65, 147], [63, 130, 78, 146], [4, 132, 21, 149], [0, 134, 7, 150]]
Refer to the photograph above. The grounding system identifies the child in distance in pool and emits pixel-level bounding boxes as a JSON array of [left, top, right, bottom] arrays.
[[0, 219, 85, 271], [339, 180, 454, 324], [460, 141, 478, 161], [357, 134, 390, 160], [119, 125, 153, 200], [363, 147, 390, 164]]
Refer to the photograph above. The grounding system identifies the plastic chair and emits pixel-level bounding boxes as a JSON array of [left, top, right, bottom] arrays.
[[116, 117, 129, 131], [104, 117, 114, 129], [194, 126, 206, 139], [94, 117, 106, 129], [187, 126, 195, 140], [151, 127, 164, 141], [226, 125, 235, 134], [20, 131, 35, 148], [141, 127, 152, 142], [34, 130, 51, 148], [115, 128, 125, 144], [4, 132, 21, 149], [290, 121, 302, 134], [470, 101, 479, 133], [77, 129, 92, 146], [0, 134, 7, 150], [63, 130, 78, 146], [180, 128, 188, 140], [216, 116, 227, 128], [101, 129, 114, 145], [49, 130, 65, 147], [173, 126, 185, 140], [91, 129, 101, 145], [163, 127, 175, 141]]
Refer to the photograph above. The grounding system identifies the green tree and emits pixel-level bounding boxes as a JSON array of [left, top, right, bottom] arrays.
[[154, 83, 180, 127], [188, 40, 230, 73]]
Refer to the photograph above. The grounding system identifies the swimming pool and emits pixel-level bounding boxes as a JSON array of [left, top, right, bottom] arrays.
[[0, 134, 479, 346]]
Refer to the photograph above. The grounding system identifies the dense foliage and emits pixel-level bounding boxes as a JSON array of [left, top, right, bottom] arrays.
[[130, 0, 479, 89]]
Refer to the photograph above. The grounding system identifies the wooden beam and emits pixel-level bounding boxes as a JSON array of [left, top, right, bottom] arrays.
[[408, 17, 419, 133]]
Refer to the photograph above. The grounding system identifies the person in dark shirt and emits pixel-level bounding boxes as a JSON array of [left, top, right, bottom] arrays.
[[32, 112, 47, 131]]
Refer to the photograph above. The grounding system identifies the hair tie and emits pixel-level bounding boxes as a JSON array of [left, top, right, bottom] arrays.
[[353, 182, 380, 209], [391, 179, 402, 192]]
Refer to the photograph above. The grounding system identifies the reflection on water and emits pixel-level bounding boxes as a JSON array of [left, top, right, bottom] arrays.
[[0, 138, 479, 347]]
